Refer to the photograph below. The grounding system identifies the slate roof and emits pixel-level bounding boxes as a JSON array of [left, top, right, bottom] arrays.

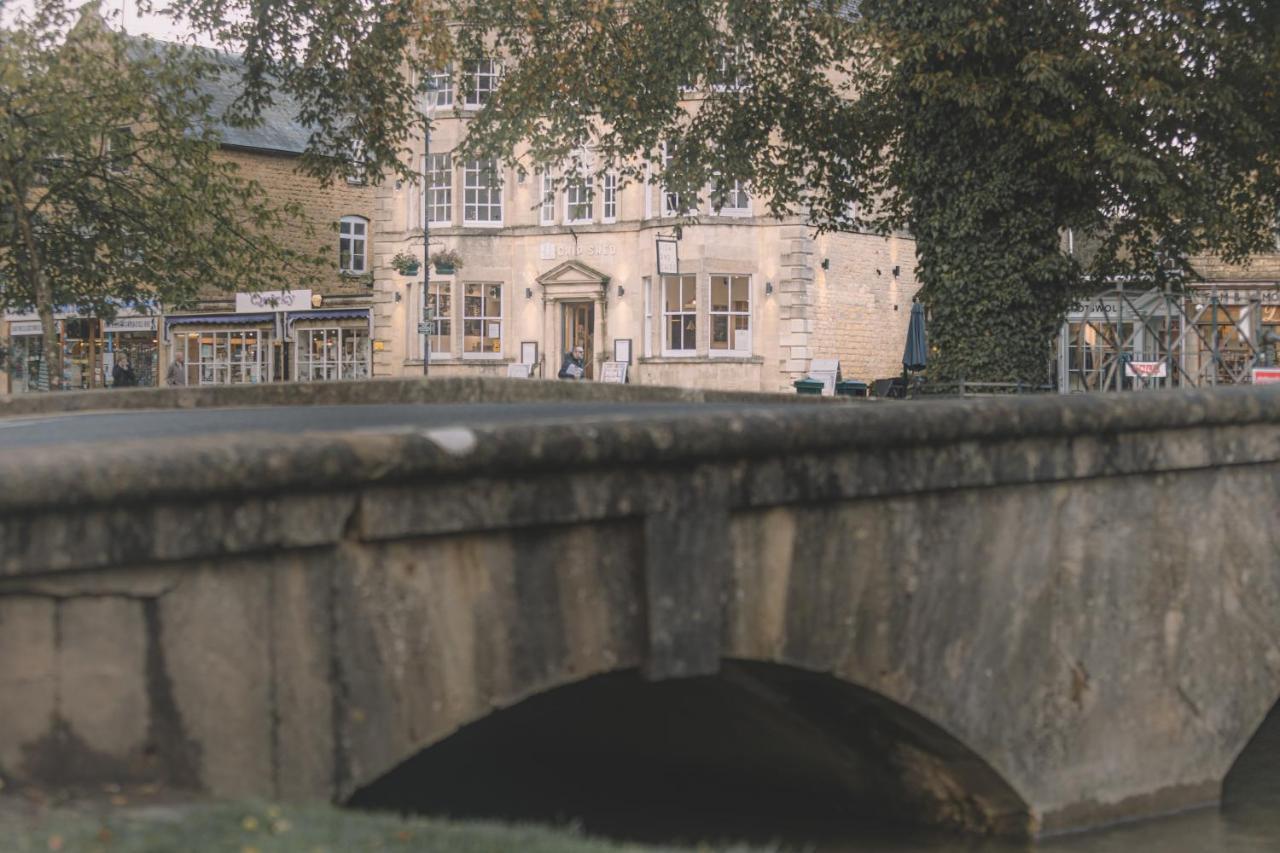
[[127, 35, 313, 156], [196, 52, 313, 155]]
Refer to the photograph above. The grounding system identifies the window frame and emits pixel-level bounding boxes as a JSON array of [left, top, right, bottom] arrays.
[[660, 141, 696, 218], [540, 171, 556, 225], [602, 172, 619, 223], [424, 279, 453, 359], [338, 215, 369, 274], [463, 59, 500, 108], [424, 153, 453, 226], [426, 66, 454, 109], [462, 282, 504, 358], [462, 159, 503, 226], [661, 273, 698, 356], [709, 274, 752, 356], [710, 177, 751, 216], [295, 326, 371, 381], [107, 126, 133, 174], [564, 173, 594, 224]]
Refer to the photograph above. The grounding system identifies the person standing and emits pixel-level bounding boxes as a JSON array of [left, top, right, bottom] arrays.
[[558, 345, 585, 380], [111, 352, 137, 388], [166, 350, 187, 387]]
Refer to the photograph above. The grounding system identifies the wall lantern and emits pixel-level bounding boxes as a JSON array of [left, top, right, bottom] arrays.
[[765, 281, 774, 295]]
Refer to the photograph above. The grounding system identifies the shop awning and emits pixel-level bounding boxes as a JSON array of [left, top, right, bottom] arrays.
[[164, 313, 275, 332], [285, 308, 371, 328]]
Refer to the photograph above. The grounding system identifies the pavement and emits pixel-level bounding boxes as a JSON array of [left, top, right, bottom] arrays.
[[0, 402, 790, 451]]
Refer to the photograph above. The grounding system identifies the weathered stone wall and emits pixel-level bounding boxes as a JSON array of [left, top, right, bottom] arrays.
[[188, 148, 375, 304], [811, 230, 922, 383], [3, 385, 1280, 838]]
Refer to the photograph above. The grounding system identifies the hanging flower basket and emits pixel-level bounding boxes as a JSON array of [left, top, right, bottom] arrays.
[[390, 252, 420, 276], [430, 248, 463, 276]]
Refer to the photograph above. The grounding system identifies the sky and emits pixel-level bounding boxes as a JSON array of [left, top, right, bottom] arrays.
[[3, 0, 218, 45]]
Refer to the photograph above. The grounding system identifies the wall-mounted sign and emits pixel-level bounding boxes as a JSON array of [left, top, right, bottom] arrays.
[[521, 341, 539, 365], [235, 289, 312, 313], [1252, 367, 1280, 385], [656, 238, 678, 276], [105, 316, 157, 334], [541, 242, 617, 261], [1125, 361, 1168, 379], [8, 320, 43, 336], [599, 361, 628, 384], [613, 338, 632, 364]]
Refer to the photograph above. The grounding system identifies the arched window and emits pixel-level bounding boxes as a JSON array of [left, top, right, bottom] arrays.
[[339, 215, 368, 274]]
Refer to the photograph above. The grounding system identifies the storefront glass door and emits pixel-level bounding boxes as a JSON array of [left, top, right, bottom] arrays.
[[561, 302, 595, 379]]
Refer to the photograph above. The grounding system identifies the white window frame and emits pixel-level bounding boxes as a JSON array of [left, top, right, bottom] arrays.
[[425, 153, 452, 225], [709, 274, 752, 356], [463, 159, 503, 226], [175, 328, 269, 386], [295, 326, 371, 381], [602, 172, 619, 223], [711, 177, 751, 216], [642, 275, 653, 357], [424, 279, 453, 360], [661, 273, 698, 356], [426, 66, 453, 109], [564, 174, 594, 224], [463, 59, 500, 108], [462, 282, 504, 358], [660, 141, 696, 217], [540, 172, 556, 225], [339, 215, 368, 274]]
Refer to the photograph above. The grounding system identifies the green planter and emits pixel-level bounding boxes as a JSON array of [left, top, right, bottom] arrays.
[[398, 263, 420, 276], [793, 378, 825, 395], [434, 262, 455, 275]]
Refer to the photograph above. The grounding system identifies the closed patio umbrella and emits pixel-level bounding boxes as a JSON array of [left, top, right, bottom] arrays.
[[903, 301, 927, 372]]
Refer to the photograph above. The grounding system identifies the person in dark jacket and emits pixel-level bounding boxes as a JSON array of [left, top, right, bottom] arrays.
[[111, 352, 137, 388], [558, 345, 585, 380]]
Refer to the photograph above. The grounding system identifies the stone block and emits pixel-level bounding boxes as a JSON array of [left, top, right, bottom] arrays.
[[0, 598, 56, 780], [58, 598, 149, 764], [160, 562, 273, 797]]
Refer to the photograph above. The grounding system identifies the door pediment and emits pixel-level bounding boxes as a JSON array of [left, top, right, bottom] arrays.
[[538, 260, 609, 300]]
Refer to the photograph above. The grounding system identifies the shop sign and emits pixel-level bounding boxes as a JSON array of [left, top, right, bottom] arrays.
[[540, 242, 617, 261], [235, 289, 312, 313], [104, 316, 157, 333], [1124, 361, 1168, 379], [599, 361, 628, 384], [656, 238, 679, 275], [8, 320, 44, 336], [1252, 367, 1280, 385]]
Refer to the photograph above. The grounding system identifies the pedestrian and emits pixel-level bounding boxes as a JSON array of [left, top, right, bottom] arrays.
[[558, 345, 585, 380], [166, 350, 187, 387], [111, 352, 137, 388]]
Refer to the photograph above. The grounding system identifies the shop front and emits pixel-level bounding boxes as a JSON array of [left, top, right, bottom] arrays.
[[165, 314, 277, 386], [287, 309, 372, 381], [3, 308, 159, 393]]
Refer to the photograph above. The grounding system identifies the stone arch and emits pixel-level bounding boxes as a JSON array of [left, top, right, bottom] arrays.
[[342, 659, 1030, 838]]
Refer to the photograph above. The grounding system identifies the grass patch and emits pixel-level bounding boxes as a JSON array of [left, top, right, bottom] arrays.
[[0, 798, 767, 852]]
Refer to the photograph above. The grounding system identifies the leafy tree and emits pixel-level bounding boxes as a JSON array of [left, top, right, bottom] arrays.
[[171, 0, 1279, 383], [0, 1, 319, 388]]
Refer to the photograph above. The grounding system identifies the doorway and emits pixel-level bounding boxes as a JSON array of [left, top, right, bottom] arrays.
[[562, 301, 595, 379]]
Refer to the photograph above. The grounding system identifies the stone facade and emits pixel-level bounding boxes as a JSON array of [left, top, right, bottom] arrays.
[[371, 108, 919, 393]]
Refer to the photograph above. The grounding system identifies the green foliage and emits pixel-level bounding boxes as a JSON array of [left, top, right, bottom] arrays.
[[0, 0, 321, 386], [167, 0, 1280, 383]]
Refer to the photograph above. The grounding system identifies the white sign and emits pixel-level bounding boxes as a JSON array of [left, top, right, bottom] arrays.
[[418, 322, 432, 334], [505, 363, 533, 379], [599, 361, 628, 384], [487, 322, 501, 339], [656, 238, 678, 276], [8, 320, 43, 336], [1125, 361, 1168, 379], [1252, 367, 1280, 385], [105, 316, 157, 334], [541, 242, 617, 261], [235, 289, 312, 313]]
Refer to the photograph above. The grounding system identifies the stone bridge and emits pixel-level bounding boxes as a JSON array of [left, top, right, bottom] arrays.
[[2, 382, 1280, 838]]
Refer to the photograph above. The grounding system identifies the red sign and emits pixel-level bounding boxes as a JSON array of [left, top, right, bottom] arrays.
[[1252, 367, 1280, 385], [1125, 361, 1167, 379]]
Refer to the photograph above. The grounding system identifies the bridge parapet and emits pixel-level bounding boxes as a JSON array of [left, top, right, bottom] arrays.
[[2, 385, 1280, 837]]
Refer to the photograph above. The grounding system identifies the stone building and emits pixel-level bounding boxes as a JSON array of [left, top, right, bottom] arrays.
[[1, 51, 375, 394], [370, 67, 919, 393]]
